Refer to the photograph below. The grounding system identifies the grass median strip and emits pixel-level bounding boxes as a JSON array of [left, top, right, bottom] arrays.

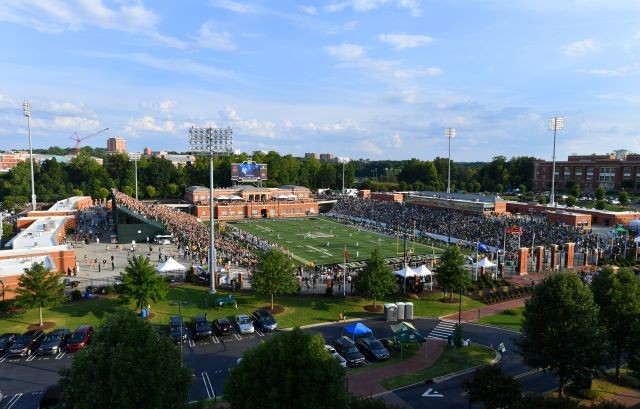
[[476, 307, 524, 331], [379, 344, 495, 390], [346, 344, 420, 375]]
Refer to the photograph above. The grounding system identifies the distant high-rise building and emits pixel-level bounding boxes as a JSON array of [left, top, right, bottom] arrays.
[[107, 137, 127, 153], [144, 147, 153, 156], [305, 153, 318, 159], [319, 153, 333, 161]]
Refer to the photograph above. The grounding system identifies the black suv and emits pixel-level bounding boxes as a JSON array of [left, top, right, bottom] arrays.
[[169, 316, 188, 344], [212, 318, 233, 336], [9, 329, 44, 357], [38, 328, 70, 355], [332, 336, 366, 367], [191, 316, 212, 339], [251, 309, 278, 331], [356, 336, 390, 361]]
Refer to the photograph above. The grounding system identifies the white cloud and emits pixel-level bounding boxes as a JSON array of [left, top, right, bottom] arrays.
[[192, 21, 236, 51], [389, 132, 402, 148], [579, 65, 637, 77], [563, 39, 599, 56], [211, 0, 256, 13], [324, 0, 421, 16], [299, 5, 318, 15], [125, 115, 175, 134], [326, 20, 358, 35], [219, 106, 278, 138], [0, 1, 187, 49], [126, 53, 235, 79], [378, 33, 434, 49], [393, 67, 441, 79], [303, 118, 365, 133], [325, 43, 365, 61], [141, 99, 176, 113], [31, 115, 101, 131], [45, 101, 86, 114], [359, 139, 384, 155]]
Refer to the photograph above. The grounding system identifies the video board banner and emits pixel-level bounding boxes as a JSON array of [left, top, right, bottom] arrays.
[[231, 163, 268, 182]]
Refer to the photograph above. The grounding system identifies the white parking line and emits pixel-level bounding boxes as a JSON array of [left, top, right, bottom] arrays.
[[256, 330, 265, 337], [0, 353, 9, 363], [55, 348, 67, 360], [211, 335, 220, 344], [26, 352, 38, 362], [201, 372, 215, 399], [188, 338, 195, 348], [233, 331, 242, 341], [5, 393, 23, 409]]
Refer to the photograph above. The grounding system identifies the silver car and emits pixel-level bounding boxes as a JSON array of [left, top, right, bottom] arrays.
[[234, 315, 255, 334], [324, 345, 348, 368]]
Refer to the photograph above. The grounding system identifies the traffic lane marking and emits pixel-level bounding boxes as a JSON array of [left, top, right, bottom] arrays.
[[422, 388, 444, 398], [4, 393, 23, 409]]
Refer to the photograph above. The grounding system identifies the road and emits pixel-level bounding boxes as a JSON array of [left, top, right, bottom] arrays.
[[0, 319, 557, 409]]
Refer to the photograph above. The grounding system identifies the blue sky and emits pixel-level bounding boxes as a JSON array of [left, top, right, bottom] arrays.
[[0, 0, 639, 162]]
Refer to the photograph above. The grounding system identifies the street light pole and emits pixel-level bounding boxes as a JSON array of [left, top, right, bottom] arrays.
[[189, 126, 234, 295], [445, 128, 456, 194], [23, 100, 36, 211], [128, 153, 141, 201], [548, 117, 564, 207], [340, 157, 350, 195]]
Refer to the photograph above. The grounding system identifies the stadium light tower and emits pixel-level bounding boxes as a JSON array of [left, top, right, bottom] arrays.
[[548, 117, 564, 207], [128, 152, 141, 201], [445, 128, 456, 194], [189, 126, 234, 294], [339, 157, 351, 194], [23, 100, 36, 211]]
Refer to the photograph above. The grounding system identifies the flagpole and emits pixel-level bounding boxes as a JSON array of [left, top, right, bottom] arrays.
[[474, 239, 478, 282]]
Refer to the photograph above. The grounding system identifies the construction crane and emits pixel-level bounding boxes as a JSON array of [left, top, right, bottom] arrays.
[[70, 128, 109, 155]]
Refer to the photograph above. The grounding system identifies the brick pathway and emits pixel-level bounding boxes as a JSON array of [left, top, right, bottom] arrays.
[[441, 297, 529, 322], [347, 339, 446, 397]]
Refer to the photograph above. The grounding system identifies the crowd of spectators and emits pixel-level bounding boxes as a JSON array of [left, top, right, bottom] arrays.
[[112, 190, 258, 269], [330, 197, 605, 255]]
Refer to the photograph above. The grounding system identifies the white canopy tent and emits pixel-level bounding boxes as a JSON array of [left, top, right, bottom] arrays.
[[215, 195, 230, 201], [394, 266, 416, 278], [156, 257, 187, 272], [276, 194, 288, 200], [472, 257, 497, 280], [229, 195, 243, 200], [414, 264, 434, 290]]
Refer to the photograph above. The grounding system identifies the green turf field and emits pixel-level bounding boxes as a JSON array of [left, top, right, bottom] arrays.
[[230, 217, 443, 265]]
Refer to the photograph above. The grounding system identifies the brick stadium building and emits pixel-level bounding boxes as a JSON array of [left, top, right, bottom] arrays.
[[186, 185, 319, 221], [0, 196, 92, 300]]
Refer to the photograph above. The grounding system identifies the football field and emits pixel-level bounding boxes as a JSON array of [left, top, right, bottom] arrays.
[[230, 217, 442, 266]]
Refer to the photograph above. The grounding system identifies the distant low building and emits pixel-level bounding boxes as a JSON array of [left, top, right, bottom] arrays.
[[107, 137, 127, 153]]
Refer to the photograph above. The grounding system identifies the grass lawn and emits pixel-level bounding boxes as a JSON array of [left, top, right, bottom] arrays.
[[549, 370, 640, 406], [0, 285, 485, 333], [379, 343, 495, 390], [230, 217, 444, 266], [476, 307, 524, 331]]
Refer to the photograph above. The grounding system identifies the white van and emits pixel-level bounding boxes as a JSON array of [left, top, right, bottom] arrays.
[[154, 235, 172, 245]]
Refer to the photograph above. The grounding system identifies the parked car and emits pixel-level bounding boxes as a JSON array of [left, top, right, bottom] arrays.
[[234, 314, 255, 334], [67, 325, 93, 352], [191, 316, 212, 339], [251, 309, 278, 331], [38, 328, 70, 355], [169, 316, 188, 344], [356, 336, 390, 361], [324, 345, 348, 368], [9, 329, 44, 357], [212, 318, 233, 336], [0, 333, 18, 355], [332, 336, 366, 367]]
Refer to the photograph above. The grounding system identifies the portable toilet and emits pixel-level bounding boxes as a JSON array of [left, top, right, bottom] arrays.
[[404, 302, 414, 320], [396, 302, 405, 320], [384, 303, 398, 322]]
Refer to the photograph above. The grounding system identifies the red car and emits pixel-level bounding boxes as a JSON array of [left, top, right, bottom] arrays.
[[67, 325, 93, 352]]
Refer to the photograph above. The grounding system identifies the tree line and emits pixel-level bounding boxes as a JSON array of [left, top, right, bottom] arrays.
[[0, 146, 536, 208]]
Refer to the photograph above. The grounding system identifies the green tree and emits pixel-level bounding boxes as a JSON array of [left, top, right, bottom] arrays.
[[538, 195, 548, 205], [495, 183, 504, 193], [145, 185, 157, 199], [595, 200, 606, 210], [122, 185, 134, 197], [435, 245, 470, 300], [96, 187, 110, 199], [618, 191, 630, 206], [118, 255, 168, 313], [591, 267, 640, 379], [462, 365, 522, 409], [224, 328, 349, 409], [516, 273, 605, 397], [595, 187, 606, 201], [13, 263, 66, 327], [565, 196, 576, 208], [569, 184, 580, 198], [57, 309, 191, 409], [352, 249, 397, 308], [252, 249, 298, 310]]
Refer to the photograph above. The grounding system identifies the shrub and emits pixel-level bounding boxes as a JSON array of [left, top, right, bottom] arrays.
[[0, 299, 13, 313], [503, 308, 519, 316], [71, 290, 83, 301], [103, 285, 115, 295]]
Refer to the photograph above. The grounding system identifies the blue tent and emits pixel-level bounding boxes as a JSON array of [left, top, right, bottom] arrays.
[[341, 322, 373, 340]]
